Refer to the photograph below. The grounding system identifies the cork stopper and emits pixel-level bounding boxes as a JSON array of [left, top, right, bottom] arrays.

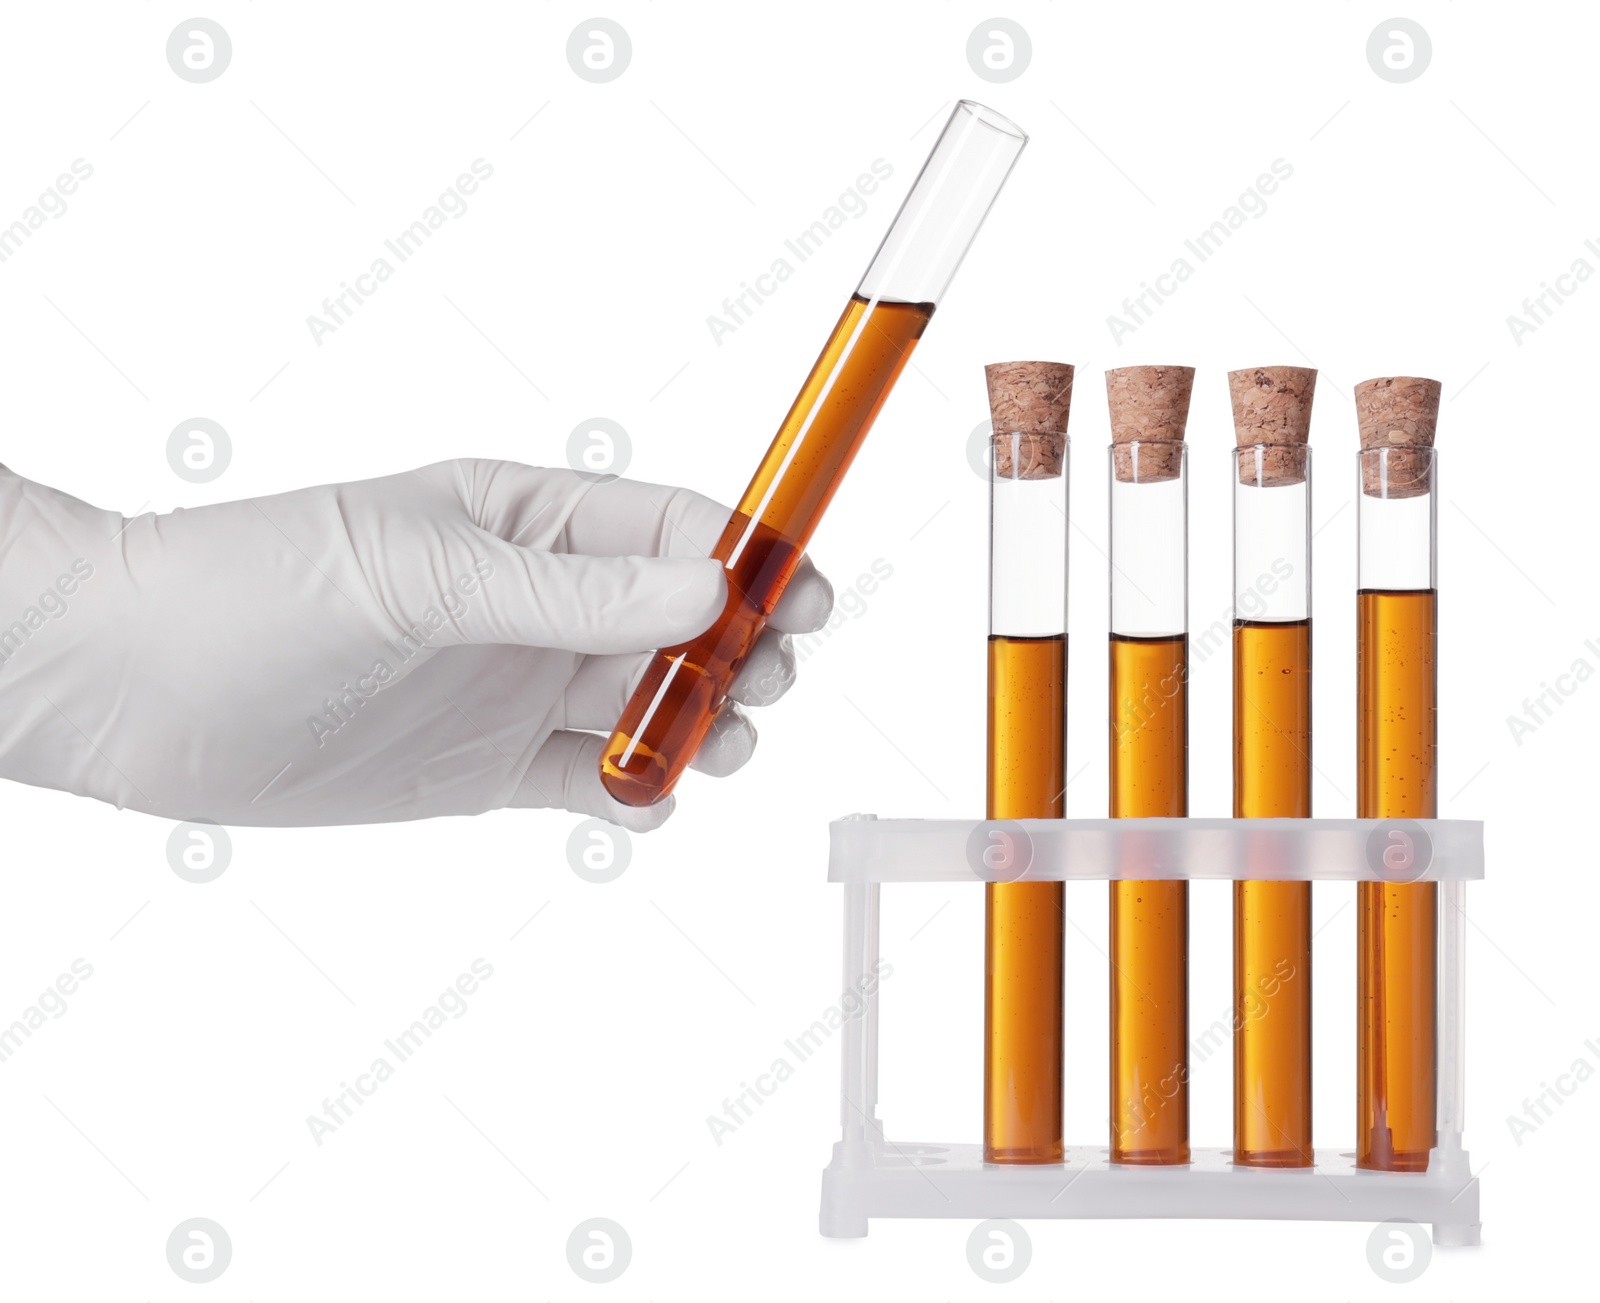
[[1355, 376, 1441, 498], [1106, 365, 1194, 483], [1227, 366, 1316, 486], [984, 361, 1073, 479]]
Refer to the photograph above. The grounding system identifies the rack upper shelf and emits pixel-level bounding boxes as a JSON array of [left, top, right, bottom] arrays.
[[828, 816, 1484, 884]]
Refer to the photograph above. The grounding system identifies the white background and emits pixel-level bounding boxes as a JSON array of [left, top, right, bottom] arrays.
[[0, 2, 1594, 1298]]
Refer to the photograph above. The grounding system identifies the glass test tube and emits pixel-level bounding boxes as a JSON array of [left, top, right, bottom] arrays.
[[1227, 366, 1317, 1168], [1355, 377, 1441, 1172], [1106, 367, 1193, 1166], [981, 362, 1073, 1164], [601, 101, 1028, 806]]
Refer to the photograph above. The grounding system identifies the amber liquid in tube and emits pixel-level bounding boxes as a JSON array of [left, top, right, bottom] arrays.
[[1357, 588, 1438, 1171], [984, 634, 1065, 1163], [1232, 618, 1313, 1166], [1109, 633, 1189, 1165], [600, 295, 932, 806]]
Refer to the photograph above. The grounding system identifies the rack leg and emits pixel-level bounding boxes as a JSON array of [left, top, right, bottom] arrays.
[[864, 881, 882, 1142], [819, 1157, 870, 1239], [1438, 881, 1466, 1151], [822, 879, 879, 1237], [1433, 1221, 1482, 1248], [1431, 882, 1480, 1247], [838, 881, 878, 1144]]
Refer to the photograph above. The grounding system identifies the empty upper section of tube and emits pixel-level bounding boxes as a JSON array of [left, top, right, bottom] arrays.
[[986, 361, 1071, 637], [1107, 366, 1193, 636], [1356, 376, 1441, 591], [857, 101, 1027, 307], [1229, 367, 1317, 622]]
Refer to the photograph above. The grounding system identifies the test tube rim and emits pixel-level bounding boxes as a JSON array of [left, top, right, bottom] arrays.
[[951, 98, 1029, 142]]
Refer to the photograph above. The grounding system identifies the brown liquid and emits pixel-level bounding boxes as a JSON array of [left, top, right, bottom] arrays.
[[1109, 634, 1189, 1165], [1357, 589, 1438, 1172], [601, 294, 934, 806], [984, 635, 1066, 1163], [1232, 619, 1313, 1167]]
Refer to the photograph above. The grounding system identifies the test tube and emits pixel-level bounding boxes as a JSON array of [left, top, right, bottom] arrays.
[[981, 361, 1073, 1164], [1227, 366, 1317, 1167], [1106, 367, 1193, 1166], [1355, 376, 1441, 1172], [600, 101, 1028, 806]]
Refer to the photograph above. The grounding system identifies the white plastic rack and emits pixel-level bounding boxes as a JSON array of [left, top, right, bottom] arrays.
[[819, 815, 1483, 1246]]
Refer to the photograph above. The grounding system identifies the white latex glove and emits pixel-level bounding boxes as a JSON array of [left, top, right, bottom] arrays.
[[0, 460, 832, 831]]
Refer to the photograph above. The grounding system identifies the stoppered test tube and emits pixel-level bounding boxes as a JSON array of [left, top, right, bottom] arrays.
[[1227, 367, 1317, 1168], [1106, 366, 1193, 1166], [981, 362, 1074, 1164], [1355, 376, 1442, 1172], [600, 101, 1028, 806]]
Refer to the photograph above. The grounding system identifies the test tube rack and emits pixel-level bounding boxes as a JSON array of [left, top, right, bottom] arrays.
[[818, 815, 1484, 1246]]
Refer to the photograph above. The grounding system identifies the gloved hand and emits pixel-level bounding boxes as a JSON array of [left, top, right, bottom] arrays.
[[0, 460, 831, 831]]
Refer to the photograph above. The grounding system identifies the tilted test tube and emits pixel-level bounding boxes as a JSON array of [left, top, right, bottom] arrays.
[[1227, 366, 1317, 1167], [1105, 366, 1193, 1166], [601, 101, 1028, 806], [1355, 376, 1442, 1172], [981, 361, 1073, 1164]]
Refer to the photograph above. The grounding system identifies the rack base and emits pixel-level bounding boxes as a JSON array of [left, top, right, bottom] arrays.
[[820, 1138, 1482, 1245]]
